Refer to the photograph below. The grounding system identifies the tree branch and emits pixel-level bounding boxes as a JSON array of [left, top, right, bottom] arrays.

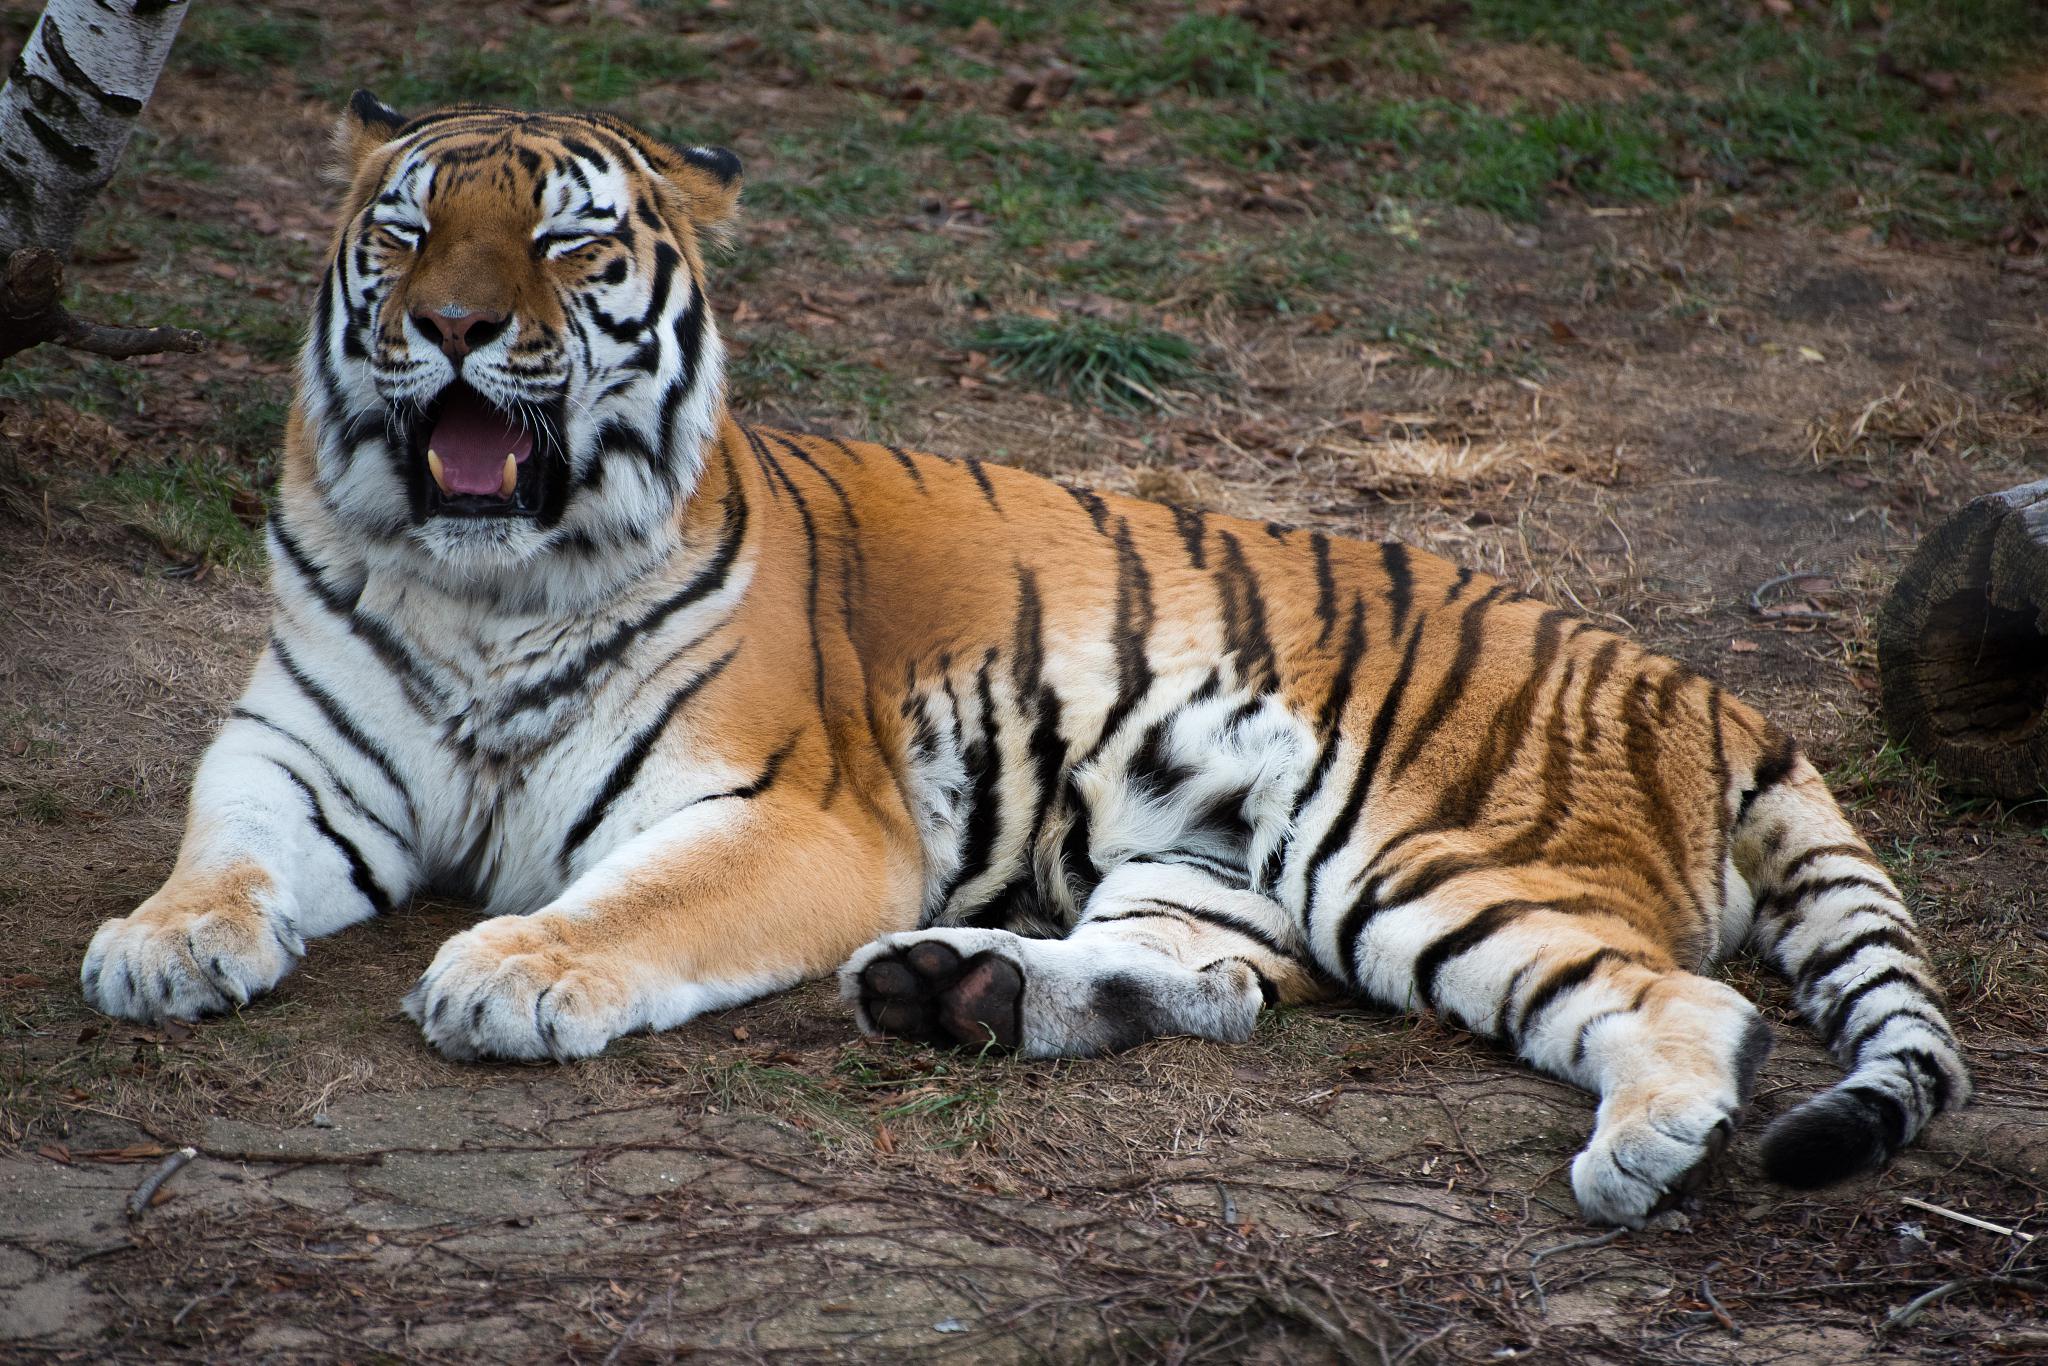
[[0, 245, 205, 364]]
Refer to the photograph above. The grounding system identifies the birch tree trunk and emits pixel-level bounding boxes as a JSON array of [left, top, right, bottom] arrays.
[[0, 0, 203, 363], [0, 0, 190, 260]]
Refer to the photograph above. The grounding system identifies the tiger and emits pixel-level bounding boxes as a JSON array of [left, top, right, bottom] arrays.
[[79, 92, 1968, 1228]]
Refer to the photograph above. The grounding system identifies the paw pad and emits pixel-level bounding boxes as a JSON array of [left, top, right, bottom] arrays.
[[859, 942, 1024, 1051]]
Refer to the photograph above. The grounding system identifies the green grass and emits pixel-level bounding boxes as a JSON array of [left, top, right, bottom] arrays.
[[1076, 14, 1279, 98], [91, 457, 266, 570], [973, 315, 1208, 412], [726, 332, 900, 430], [177, 10, 322, 77]]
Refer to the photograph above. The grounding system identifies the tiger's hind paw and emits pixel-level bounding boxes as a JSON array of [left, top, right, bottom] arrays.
[[844, 933, 1025, 1052]]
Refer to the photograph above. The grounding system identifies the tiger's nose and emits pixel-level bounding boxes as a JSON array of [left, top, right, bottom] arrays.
[[411, 306, 508, 360]]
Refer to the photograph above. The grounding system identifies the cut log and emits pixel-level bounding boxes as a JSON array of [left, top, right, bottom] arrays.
[[1877, 478, 2048, 800]]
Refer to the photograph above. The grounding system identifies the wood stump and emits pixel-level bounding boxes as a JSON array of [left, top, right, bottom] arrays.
[[1878, 478, 2048, 800]]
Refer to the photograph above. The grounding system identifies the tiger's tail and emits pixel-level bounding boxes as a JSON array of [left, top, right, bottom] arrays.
[[1733, 749, 1970, 1188]]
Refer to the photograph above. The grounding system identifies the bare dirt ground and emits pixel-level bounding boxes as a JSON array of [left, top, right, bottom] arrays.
[[5, 2, 2048, 1361]]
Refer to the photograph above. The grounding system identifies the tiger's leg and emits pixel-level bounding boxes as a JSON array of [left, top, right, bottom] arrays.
[[1343, 889, 1772, 1227], [406, 788, 912, 1060], [843, 860, 1328, 1057], [82, 654, 422, 1022]]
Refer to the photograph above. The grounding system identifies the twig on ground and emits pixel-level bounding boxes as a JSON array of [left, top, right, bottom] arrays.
[[1698, 1262, 1739, 1336], [126, 1147, 198, 1220], [200, 1147, 382, 1167], [1527, 1228, 1626, 1267], [1747, 569, 1836, 621], [1898, 1196, 2036, 1242], [1882, 1274, 2048, 1331], [171, 1275, 238, 1327], [600, 1289, 670, 1365]]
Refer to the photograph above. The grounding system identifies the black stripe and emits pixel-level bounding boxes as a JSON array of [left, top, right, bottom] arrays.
[[1510, 947, 1628, 1040], [1758, 873, 1902, 925], [938, 655, 1005, 911], [745, 426, 840, 800], [266, 758, 393, 914], [1776, 842, 1885, 883], [1266, 594, 1367, 892], [1575, 636, 1622, 750], [270, 518, 441, 709], [963, 457, 1001, 510], [1065, 484, 1109, 532], [1380, 542, 1413, 640], [557, 647, 739, 872], [269, 636, 416, 823], [1125, 897, 1298, 960], [1431, 607, 1568, 831], [1214, 531, 1278, 694], [1010, 568, 1067, 878], [1571, 981, 1656, 1066], [1390, 583, 1507, 780], [1171, 505, 1208, 568], [1818, 965, 1928, 1043], [1414, 900, 1537, 1016], [822, 434, 866, 467], [885, 444, 926, 491], [1314, 625, 1430, 969], [267, 517, 359, 614], [230, 708, 412, 855], [1895, 1045, 1956, 1112], [769, 431, 865, 631], [504, 461, 748, 714], [1794, 926, 1917, 990], [686, 733, 797, 809], [1738, 727, 1801, 823], [1622, 669, 1695, 917], [1840, 1003, 1956, 1063], [1310, 532, 1337, 648]]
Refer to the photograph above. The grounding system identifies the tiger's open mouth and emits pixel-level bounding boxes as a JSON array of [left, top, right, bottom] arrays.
[[402, 381, 566, 522]]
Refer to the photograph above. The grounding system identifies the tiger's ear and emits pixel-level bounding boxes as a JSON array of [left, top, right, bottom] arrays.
[[328, 89, 408, 185], [664, 144, 743, 232]]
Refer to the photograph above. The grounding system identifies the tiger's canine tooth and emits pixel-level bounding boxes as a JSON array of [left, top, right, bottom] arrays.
[[500, 454, 518, 498], [427, 449, 449, 493]]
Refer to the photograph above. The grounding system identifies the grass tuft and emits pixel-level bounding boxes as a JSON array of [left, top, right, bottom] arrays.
[[91, 457, 266, 570], [972, 315, 1208, 412]]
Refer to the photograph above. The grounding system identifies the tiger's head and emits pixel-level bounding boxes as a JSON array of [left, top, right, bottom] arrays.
[[298, 91, 740, 587]]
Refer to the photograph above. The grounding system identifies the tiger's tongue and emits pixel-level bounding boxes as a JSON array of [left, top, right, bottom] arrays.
[[429, 389, 533, 495]]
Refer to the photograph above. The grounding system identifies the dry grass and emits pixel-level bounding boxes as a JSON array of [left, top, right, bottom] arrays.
[[1807, 377, 2048, 472]]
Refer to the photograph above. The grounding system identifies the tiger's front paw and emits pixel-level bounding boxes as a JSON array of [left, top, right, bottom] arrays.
[[1572, 1090, 1738, 1228], [404, 916, 636, 1061], [82, 872, 303, 1023]]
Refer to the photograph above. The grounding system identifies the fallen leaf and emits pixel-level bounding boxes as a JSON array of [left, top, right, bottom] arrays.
[[1730, 638, 1761, 653], [731, 1025, 750, 1042], [38, 1143, 72, 1164], [1797, 345, 1826, 363], [1547, 319, 1579, 342], [1880, 297, 1913, 314], [873, 1124, 896, 1154]]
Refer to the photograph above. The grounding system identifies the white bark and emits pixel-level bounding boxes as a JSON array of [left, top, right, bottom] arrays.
[[0, 0, 190, 260]]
